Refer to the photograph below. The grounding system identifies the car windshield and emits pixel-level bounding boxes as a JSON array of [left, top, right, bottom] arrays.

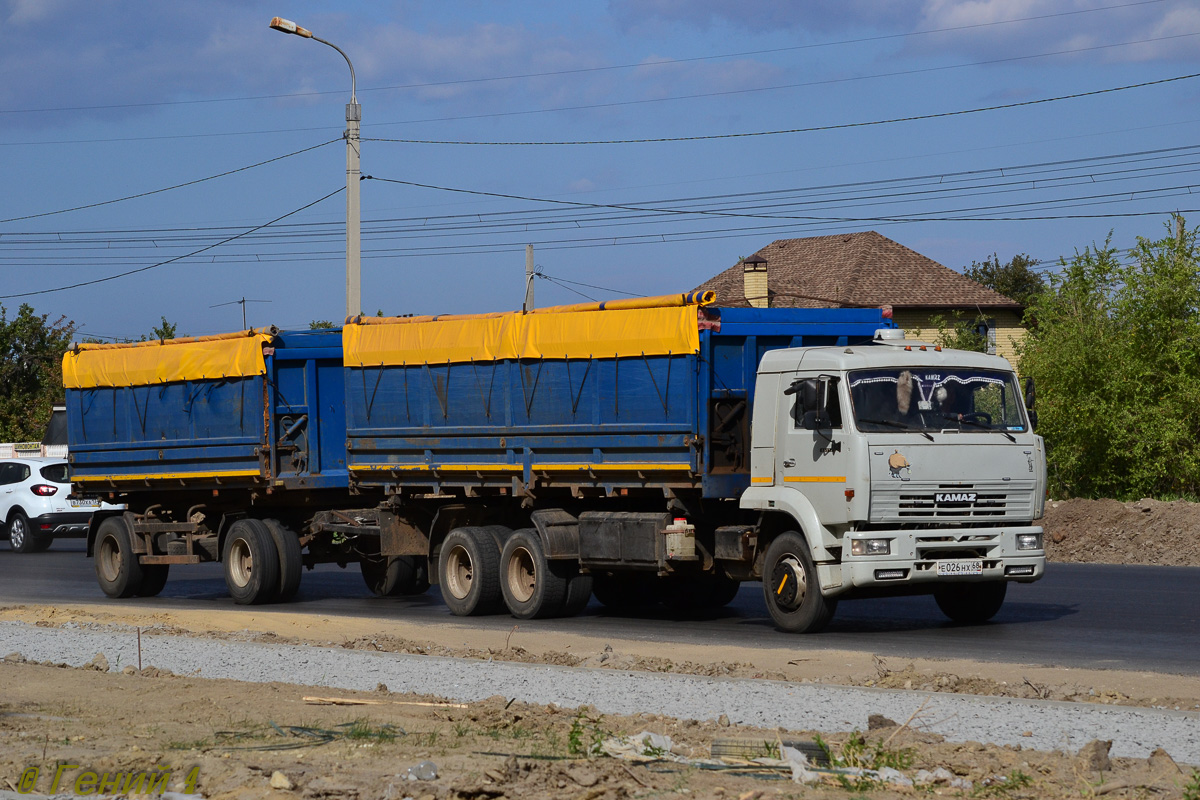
[[848, 368, 1027, 433], [39, 463, 69, 483]]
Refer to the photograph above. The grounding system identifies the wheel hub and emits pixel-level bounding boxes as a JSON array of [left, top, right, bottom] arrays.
[[445, 544, 474, 600], [770, 555, 806, 611]]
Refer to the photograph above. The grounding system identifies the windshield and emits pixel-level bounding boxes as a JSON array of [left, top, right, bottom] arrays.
[[848, 368, 1027, 434]]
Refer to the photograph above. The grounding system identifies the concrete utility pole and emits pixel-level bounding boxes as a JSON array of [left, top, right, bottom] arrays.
[[524, 244, 535, 312], [270, 17, 361, 319]]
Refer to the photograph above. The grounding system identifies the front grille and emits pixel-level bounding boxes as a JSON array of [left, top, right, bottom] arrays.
[[871, 481, 1035, 524]]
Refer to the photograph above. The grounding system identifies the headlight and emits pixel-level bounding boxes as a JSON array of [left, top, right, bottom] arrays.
[[851, 538, 891, 556], [1016, 533, 1042, 551]]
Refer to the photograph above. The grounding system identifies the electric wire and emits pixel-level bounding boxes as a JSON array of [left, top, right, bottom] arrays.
[[0, 139, 338, 224], [0, 187, 344, 299], [363, 72, 1200, 146]]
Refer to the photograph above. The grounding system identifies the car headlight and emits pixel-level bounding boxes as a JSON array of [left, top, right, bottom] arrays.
[[1016, 533, 1042, 551], [851, 538, 891, 556]]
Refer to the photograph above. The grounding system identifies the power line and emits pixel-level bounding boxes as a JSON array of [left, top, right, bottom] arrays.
[[0, 139, 338, 225], [361, 31, 1200, 130], [0, 187, 344, 299], [364, 72, 1200, 146], [0, 0, 1165, 116]]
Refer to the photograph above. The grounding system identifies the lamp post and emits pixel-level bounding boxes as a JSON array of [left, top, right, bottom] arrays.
[[270, 16, 361, 319]]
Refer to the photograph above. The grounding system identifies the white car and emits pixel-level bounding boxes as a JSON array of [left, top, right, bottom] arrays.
[[0, 457, 118, 553]]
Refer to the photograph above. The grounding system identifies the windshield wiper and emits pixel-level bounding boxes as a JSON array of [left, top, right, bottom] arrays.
[[940, 414, 1016, 442], [858, 418, 934, 442]]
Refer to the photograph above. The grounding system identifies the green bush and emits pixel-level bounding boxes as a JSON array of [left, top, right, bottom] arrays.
[[1019, 216, 1200, 499]]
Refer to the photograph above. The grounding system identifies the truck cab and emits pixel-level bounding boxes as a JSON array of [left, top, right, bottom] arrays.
[[741, 329, 1046, 631]]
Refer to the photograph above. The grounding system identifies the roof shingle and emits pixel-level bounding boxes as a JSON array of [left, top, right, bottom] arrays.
[[694, 231, 1021, 310]]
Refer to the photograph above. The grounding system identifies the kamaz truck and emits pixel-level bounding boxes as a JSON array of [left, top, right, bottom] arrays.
[[63, 293, 1045, 632]]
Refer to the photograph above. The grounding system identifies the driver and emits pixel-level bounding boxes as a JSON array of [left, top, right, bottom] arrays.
[[935, 382, 967, 421]]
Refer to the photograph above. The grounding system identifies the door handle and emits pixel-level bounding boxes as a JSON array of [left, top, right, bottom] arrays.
[[783, 458, 796, 468]]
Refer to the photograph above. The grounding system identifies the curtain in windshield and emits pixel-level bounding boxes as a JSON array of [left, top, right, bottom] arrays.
[[848, 369, 1026, 433]]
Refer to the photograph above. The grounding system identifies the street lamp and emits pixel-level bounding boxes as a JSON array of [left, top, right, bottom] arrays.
[[270, 16, 361, 319]]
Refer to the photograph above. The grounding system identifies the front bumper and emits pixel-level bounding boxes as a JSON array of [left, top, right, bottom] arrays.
[[838, 526, 1045, 591], [31, 511, 95, 539]]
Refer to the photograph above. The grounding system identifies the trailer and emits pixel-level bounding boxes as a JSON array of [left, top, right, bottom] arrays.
[[65, 293, 1045, 632]]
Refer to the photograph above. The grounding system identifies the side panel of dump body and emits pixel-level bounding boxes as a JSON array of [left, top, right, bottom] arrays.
[[699, 307, 891, 499], [345, 352, 701, 494]]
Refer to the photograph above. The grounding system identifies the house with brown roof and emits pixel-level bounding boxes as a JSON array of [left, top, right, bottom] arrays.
[[693, 231, 1026, 364]]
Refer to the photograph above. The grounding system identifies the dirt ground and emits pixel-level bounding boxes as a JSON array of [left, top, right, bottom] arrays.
[[2, 660, 1197, 800], [1042, 497, 1200, 567]]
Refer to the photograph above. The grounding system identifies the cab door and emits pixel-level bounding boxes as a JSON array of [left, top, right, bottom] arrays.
[[775, 376, 850, 521]]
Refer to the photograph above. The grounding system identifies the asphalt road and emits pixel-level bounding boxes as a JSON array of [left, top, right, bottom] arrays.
[[1, 539, 1196, 675]]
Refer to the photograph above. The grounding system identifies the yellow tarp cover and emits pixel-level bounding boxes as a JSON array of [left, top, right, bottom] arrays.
[[344, 303, 703, 367], [63, 331, 274, 389]]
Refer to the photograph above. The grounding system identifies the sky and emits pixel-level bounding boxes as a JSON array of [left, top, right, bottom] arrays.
[[1, 0, 1198, 340]]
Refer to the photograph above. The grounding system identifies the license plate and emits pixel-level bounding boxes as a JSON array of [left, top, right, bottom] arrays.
[[937, 559, 983, 577], [69, 499, 99, 508]]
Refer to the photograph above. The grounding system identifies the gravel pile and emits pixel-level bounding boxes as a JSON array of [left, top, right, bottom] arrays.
[[1, 620, 1196, 765]]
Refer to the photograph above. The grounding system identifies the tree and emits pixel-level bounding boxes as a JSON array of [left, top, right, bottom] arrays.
[[309, 320, 335, 329], [0, 304, 76, 442], [1019, 216, 1200, 499], [964, 253, 1045, 308], [139, 316, 178, 342], [927, 311, 988, 353]]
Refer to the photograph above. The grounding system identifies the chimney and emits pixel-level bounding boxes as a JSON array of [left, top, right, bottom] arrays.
[[742, 254, 768, 308]]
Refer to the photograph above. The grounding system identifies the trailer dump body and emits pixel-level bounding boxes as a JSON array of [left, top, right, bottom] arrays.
[[64, 327, 347, 493], [342, 301, 889, 500]]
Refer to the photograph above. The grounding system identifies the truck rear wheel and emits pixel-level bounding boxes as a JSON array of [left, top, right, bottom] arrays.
[[263, 519, 303, 602], [762, 532, 837, 633], [223, 519, 280, 605], [137, 564, 170, 597], [560, 570, 594, 617], [439, 527, 503, 616], [94, 516, 144, 598], [500, 528, 569, 619], [934, 581, 1007, 624]]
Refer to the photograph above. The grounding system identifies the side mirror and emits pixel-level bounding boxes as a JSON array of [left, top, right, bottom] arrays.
[[786, 378, 831, 431], [1024, 377, 1038, 430]]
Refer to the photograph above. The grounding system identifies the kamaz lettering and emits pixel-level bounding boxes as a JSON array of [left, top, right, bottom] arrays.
[[935, 492, 978, 503]]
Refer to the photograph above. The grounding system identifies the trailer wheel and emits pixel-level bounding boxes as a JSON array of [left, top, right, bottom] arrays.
[[361, 555, 420, 597], [223, 519, 280, 605], [933, 581, 1007, 624], [438, 527, 503, 616], [94, 516, 145, 599], [500, 528, 570, 619], [263, 519, 303, 602], [762, 532, 837, 633]]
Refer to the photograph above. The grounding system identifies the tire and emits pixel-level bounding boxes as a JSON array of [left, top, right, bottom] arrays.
[[8, 511, 49, 553], [137, 564, 170, 597], [934, 581, 1008, 624], [704, 573, 743, 609], [360, 555, 420, 597], [94, 516, 145, 599], [403, 558, 431, 596], [762, 531, 838, 633], [659, 572, 742, 611], [592, 573, 659, 612], [263, 519, 303, 602], [500, 528, 569, 619], [438, 526, 504, 616], [222, 519, 280, 605]]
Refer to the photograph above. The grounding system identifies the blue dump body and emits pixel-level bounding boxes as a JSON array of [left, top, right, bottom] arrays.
[[344, 307, 889, 500], [67, 328, 348, 492], [66, 309, 887, 499]]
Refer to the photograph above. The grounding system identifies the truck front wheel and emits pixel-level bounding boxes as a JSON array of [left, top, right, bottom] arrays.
[[762, 532, 837, 633], [500, 528, 569, 619], [438, 527, 503, 616], [223, 519, 280, 605], [933, 581, 1007, 624]]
